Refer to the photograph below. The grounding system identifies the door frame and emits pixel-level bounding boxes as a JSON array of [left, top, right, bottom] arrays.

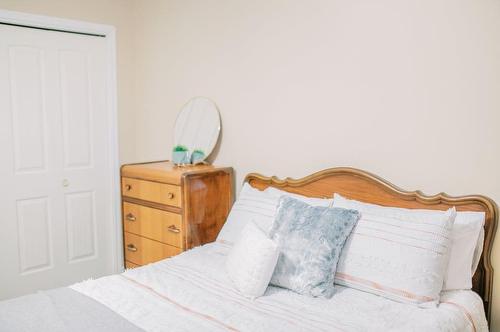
[[0, 9, 123, 273]]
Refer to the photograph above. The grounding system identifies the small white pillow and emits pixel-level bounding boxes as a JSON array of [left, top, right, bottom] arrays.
[[225, 222, 279, 299]]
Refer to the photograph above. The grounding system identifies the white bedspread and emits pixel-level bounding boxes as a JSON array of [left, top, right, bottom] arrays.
[[71, 242, 488, 332]]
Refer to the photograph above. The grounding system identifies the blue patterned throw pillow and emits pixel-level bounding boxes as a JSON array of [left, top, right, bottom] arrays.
[[269, 196, 360, 298]]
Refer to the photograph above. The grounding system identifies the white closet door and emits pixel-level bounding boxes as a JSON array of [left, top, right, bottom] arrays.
[[0, 24, 115, 299]]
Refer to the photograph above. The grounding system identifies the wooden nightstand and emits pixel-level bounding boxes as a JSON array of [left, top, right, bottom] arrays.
[[120, 161, 233, 268]]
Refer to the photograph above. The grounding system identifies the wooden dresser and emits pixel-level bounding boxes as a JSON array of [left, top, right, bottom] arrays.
[[120, 161, 233, 268]]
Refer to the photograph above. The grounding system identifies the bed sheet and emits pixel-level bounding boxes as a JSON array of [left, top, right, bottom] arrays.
[[72, 242, 487, 332]]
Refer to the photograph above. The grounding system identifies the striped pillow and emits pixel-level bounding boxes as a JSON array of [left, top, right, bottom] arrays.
[[217, 184, 332, 245], [333, 194, 456, 307], [217, 183, 278, 245]]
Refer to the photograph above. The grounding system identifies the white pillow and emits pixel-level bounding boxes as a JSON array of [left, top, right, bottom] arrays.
[[217, 183, 332, 244], [331, 194, 485, 291], [333, 194, 456, 307], [217, 183, 278, 244], [444, 211, 484, 290], [225, 222, 279, 299], [472, 227, 485, 274]]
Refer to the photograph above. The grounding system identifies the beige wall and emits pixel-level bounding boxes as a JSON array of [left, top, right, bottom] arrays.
[[2, 0, 500, 328], [0, 0, 137, 163]]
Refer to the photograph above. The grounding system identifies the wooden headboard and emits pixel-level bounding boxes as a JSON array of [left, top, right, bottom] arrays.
[[245, 167, 498, 323]]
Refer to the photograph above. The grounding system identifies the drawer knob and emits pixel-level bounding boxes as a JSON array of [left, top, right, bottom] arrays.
[[167, 192, 174, 199], [167, 225, 180, 233], [126, 244, 138, 252], [125, 184, 132, 191], [125, 213, 136, 222]]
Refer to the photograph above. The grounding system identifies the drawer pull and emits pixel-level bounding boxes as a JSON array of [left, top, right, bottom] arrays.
[[167, 225, 180, 233], [125, 184, 132, 191], [125, 213, 136, 221], [167, 192, 174, 199], [126, 244, 138, 252]]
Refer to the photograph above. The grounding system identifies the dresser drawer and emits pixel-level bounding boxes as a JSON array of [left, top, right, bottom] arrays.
[[122, 177, 181, 207], [125, 261, 140, 269], [124, 232, 182, 265], [123, 202, 184, 248]]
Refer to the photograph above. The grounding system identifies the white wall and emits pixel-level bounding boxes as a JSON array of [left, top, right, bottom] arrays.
[[2, 0, 500, 328], [130, 0, 500, 327]]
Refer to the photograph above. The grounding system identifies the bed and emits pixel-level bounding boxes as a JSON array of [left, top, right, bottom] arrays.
[[0, 167, 497, 332]]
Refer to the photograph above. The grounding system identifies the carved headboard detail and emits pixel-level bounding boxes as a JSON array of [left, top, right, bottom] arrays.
[[245, 167, 498, 323]]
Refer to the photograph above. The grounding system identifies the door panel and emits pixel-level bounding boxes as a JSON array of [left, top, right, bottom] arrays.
[[9, 46, 47, 173], [0, 24, 114, 299], [60, 49, 93, 169], [65, 191, 97, 262], [16, 197, 53, 274]]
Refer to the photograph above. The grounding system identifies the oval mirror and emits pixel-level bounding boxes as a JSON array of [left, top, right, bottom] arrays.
[[173, 97, 221, 164]]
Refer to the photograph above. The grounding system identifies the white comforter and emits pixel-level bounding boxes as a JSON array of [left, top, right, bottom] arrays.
[[72, 242, 488, 332]]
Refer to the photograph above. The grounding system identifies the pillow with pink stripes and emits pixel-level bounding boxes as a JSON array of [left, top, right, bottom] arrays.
[[333, 194, 456, 307]]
